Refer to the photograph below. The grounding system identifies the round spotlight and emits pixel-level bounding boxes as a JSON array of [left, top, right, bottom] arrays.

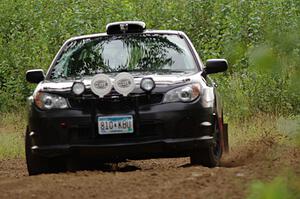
[[72, 82, 85, 95], [140, 78, 155, 92]]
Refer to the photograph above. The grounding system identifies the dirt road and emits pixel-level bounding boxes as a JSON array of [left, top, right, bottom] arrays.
[[0, 140, 299, 199]]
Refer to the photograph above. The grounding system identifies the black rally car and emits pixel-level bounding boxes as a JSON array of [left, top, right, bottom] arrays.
[[25, 21, 229, 175]]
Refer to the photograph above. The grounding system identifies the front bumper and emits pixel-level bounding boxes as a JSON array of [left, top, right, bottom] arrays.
[[32, 136, 213, 160], [28, 98, 215, 159]]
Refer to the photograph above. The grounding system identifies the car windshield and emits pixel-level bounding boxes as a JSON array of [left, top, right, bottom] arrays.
[[50, 34, 198, 79]]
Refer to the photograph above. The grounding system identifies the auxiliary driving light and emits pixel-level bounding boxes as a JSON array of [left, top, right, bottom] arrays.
[[72, 82, 85, 95], [140, 78, 155, 92]]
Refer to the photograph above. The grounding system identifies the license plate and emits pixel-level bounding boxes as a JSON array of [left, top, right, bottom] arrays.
[[98, 115, 134, 135]]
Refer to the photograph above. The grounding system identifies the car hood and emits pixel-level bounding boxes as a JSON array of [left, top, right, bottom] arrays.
[[37, 72, 204, 92]]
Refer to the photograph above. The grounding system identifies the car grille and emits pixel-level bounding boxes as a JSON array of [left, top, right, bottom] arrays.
[[68, 93, 163, 111], [67, 93, 164, 142]]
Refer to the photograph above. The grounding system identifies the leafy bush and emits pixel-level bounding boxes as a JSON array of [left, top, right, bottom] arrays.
[[0, 0, 299, 119]]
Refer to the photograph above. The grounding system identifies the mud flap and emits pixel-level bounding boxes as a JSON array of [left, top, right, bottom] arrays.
[[223, 123, 229, 153]]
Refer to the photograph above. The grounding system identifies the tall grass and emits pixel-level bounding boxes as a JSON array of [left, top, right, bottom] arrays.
[[0, 110, 25, 159], [0, 109, 26, 134], [0, 133, 24, 159]]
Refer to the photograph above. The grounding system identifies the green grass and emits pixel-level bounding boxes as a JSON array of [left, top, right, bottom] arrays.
[[0, 109, 26, 132], [0, 132, 24, 159], [229, 114, 281, 149], [0, 110, 26, 159], [228, 113, 300, 149]]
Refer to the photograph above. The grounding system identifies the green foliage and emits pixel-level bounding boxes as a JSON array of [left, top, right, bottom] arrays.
[[219, 72, 300, 120], [247, 176, 300, 199], [0, 0, 299, 119]]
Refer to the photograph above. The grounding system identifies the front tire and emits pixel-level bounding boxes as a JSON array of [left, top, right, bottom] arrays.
[[190, 118, 222, 167], [190, 145, 220, 167], [25, 129, 65, 175]]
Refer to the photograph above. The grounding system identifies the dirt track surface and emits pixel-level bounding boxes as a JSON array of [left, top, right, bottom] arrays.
[[0, 143, 299, 199]]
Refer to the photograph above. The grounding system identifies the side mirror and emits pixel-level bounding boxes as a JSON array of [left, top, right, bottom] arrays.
[[26, 69, 45, 84], [205, 59, 228, 74]]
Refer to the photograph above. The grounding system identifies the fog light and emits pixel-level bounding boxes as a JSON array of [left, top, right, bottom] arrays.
[[200, 121, 212, 126], [140, 78, 155, 92], [72, 82, 85, 95]]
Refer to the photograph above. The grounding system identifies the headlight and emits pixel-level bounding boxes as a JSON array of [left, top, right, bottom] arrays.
[[163, 83, 201, 103], [140, 78, 155, 92], [34, 92, 69, 110], [72, 82, 85, 95]]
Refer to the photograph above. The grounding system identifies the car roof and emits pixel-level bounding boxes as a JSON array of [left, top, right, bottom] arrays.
[[65, 30, 187, 43]]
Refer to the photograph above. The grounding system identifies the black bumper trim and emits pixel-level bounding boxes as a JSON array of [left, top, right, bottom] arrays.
[[31, 136, 214, 159]]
